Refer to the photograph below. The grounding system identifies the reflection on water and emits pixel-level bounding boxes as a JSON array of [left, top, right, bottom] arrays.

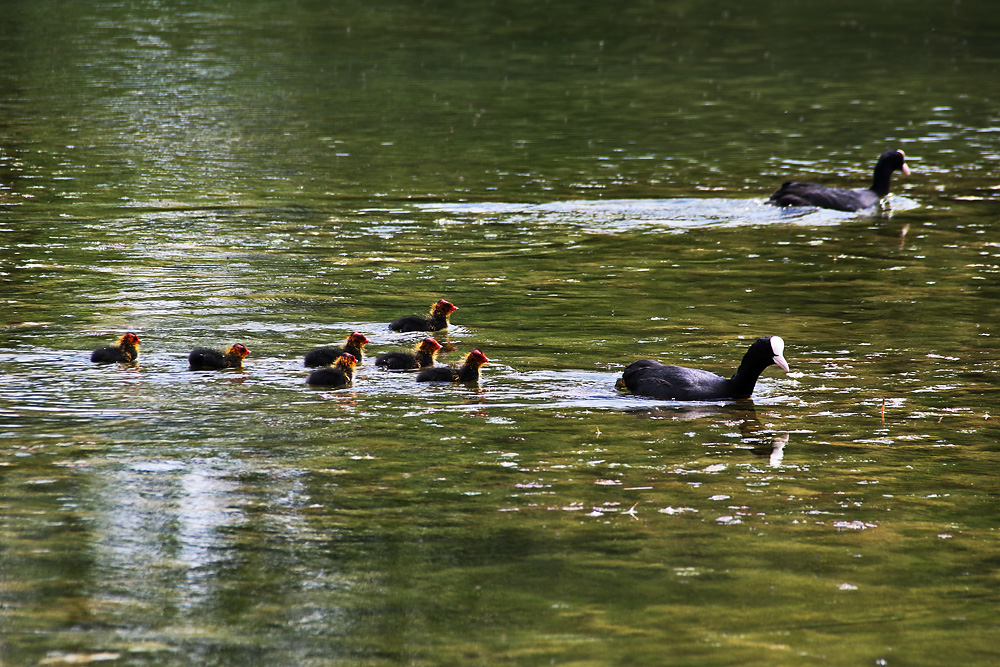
[[92, 460, 248, 607], [419, 195, 921, 235]]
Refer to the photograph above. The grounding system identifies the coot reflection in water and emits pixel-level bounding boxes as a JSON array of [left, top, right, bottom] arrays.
[[624, 402, 789, 466]]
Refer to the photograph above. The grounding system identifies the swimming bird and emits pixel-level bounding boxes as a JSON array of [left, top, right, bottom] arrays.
[[304, 332, 369, 367], [91, 332, 141, 363], [375, 337, 443, 370], [616, 336, 789, 401], [306, 353, 358, 388], [768, 150, 909, 211], [415, 349, 489, 383], [389, 299, 458, 332], [189, 343, 251, 370]]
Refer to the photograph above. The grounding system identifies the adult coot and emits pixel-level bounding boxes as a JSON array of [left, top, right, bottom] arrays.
[[768, 150, 909, 211], [306, 353, 358, 388], [91, 332, 141, 363], [389, 299, 458, 332], [616, 336, 789, 401], [189, 343, 251, 370], [375, 337, 443, 370], [304, 332, 369, 367], [416, 349, 489, 383]]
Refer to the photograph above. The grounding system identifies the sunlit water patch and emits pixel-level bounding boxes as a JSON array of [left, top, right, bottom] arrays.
[[417, 196, 920, 235], [0, 348, 797, 429]]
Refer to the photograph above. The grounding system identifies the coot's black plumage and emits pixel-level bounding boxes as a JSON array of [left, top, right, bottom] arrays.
[[91, 332, 141, 363], [389, 299, 458, 332], [415, 349, 489, 383], [768, 150, 909, 212], [304, 332, 369, 367], [616, 336, 789, 401], [189, 343, 251, 370], [375, 337, 443, 370], [306, 353, 358, 388]]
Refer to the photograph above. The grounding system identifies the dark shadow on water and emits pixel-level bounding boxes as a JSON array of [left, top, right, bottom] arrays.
[[622, 400, 760, 422], [623, 400, 790, 466]]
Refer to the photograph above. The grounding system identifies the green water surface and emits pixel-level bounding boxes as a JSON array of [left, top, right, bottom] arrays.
[[2, 1, 999, 665]]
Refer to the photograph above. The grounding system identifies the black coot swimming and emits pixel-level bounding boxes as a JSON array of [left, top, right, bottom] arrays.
[[91, 332, 141, 363], [389, 299, 458, 332], [616, 336, 789, 401], [415, 349, 489, 383], [375, 337, 443, 370], [189, 343, 251, 370], [768, 150, 909, 212], [306, 353, 358, 388], [304, 332, 369, 367]]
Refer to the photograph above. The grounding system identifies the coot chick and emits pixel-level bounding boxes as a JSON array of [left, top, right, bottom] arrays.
[[306, 353, 358, 388], [616, 336, 789, 401], [189, 343, 251, 370], [768, 149, 910, 212], [389, 299, 458, 332], [375, 337, 443, 370], [416, 349, 489, 383], [91, 332, 141, 363], [304, 332, 369, 367]]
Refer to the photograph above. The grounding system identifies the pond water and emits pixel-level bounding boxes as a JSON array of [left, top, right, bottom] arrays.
[[2, 1, 999, 665]]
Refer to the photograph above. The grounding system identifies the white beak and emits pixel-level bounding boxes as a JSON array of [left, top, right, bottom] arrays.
[[770, 336, 790, 372]]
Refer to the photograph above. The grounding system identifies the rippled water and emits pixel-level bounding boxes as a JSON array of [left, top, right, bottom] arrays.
[[3, 1, 1000, 665]]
